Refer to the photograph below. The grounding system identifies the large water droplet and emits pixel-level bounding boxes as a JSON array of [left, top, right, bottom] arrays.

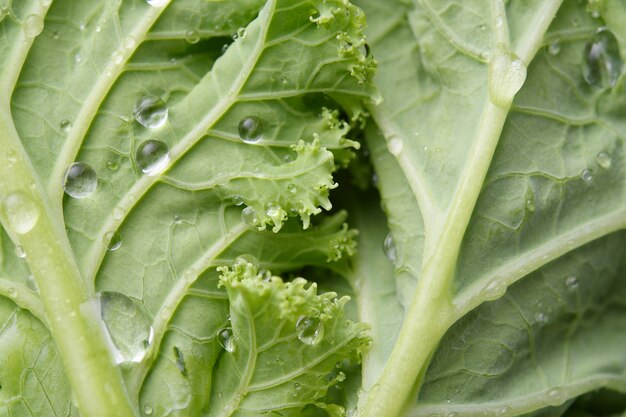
[[105, 231, 122, 251], [4, 192, 40, 234], [238, 116, 263, 143], [383, 232, 397, 264], [23, 14, 44, 38], [296, 316, 324, 345], [136, 140, 170, 176], [583, 28, 623, 88], [241, 206, 259, 226], [143, 405, 153, 415], [217, 327, 236, 352], [488, 52, 527, 107], [63, 162, 98, 198], [99, 292, 154, 363], [595, 151, 612, 169], [134, 96, 168, 129]]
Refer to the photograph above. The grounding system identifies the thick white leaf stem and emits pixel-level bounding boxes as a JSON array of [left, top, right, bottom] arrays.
[[0, 112, 138, 417]]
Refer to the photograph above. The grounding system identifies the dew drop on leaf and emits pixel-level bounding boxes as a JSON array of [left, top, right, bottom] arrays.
[[217, 327, 236, 352], [185, 29, 199, 44], [583, 28, 623, 88], [99, 292, 154, 363], [143, 405, 153, 415], [134, 96, 168, 129], [241, 206, 259, 226], [15, 245, 26, 259], [238, 116, 263, 143], [382, 232, 397, 264], [63, 162, 98, 198], [387, 136, 403, 156], [296, 316, 324, 345], [548, 41, 561, 55], [23, 14, 44, 38], [265, 202, 281, 218], [232, 196, 244, 206], [26, 274, 38, 292], [565, 275, 578, 290], [287, 183, 297, 195], [136, 140, 170, 176], [59, 119, 72, 133], [4, 191, 40, 234], [580, 168, 593, 182], [595, 151, 611, 169], [105, 231, 122, 251]]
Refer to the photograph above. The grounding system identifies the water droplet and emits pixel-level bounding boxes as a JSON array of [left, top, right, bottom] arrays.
[[382, 232, 397, 264], [111, 50, 124, 65], [23, 14, 44, 38], [232, 196, 244, 206], [7, 287, 17, 298], [595, 151, 612, 169], [580, 168, 593, 182], [238, 116, 263, 143], [15, 245, 26, 259], [136, 140, 170, 176], [583, 28, 623, 88], [237, 27, 246, 38], [100, 292, 154, 363], [488, 52, 527, 107], [241, 206, 259, 226], [105, 231, 122, 251], [59, 119, 72, 133], [548, 41, 561, 55], [74, 53, 83, 63], [535, 312, 547, 323], [287, 183, 297, 195], [146, 0, 168, 7], [106, 159, 119, 171], [185, 29, 199, 44], [4, 192, 40, 234], [296, 316, 324, 345], [565, 275, 578, 290], [143, 405, 153, 415], [217, 327, 236, 352], [26, 274, 38, 292], [265, 202, 281, 219], [525, 197, 535, 212], [388, 136, 404, 156], [134, 96, 168, 129], [63, 162, 98, 198]]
